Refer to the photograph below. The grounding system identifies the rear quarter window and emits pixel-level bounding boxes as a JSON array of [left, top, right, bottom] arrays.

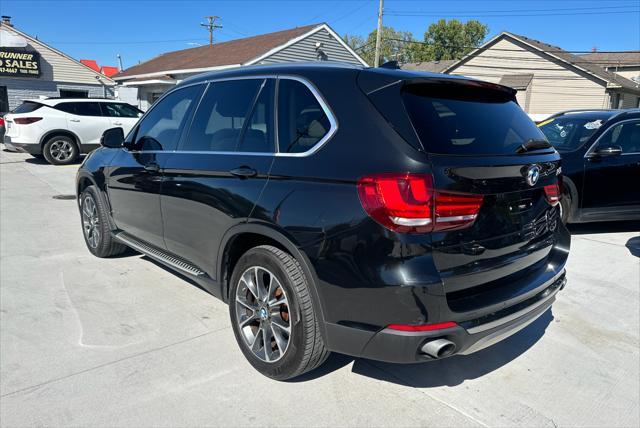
[[402, 83, 546, 155], [56, 102, 103, 116], [13, 102, 42, 113]]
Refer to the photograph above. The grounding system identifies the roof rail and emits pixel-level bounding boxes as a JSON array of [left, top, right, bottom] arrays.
[[545, 108, 619, 120]]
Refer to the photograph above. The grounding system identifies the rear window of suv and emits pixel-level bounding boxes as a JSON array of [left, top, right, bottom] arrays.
[[402, 83, 546, 155], [13, 102, 42, 113]]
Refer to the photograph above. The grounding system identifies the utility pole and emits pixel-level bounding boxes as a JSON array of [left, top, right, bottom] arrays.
[[374, 0, 384, 67], [201, 16, 222, 47], [116, 54, 123, 71]]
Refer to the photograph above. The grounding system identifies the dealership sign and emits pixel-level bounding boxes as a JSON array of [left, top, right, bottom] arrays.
[[0, 48, 41, 78]]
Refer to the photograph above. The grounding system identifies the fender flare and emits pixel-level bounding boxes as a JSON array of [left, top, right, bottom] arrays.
[[217, 222, 328, 341]]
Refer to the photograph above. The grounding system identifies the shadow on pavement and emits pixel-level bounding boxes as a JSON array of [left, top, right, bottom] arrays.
[[568, 221, 640, 235], [296, 309, 554, 385], [129, 249, 555, 386], [625, 236, 640, 258], [24, 155, 86, 165]]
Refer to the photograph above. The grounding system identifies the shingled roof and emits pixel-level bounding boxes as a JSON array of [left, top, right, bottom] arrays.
[[402, 60, 456, 73], [115, 23, 323, 79], [499, 74, 534, 90], [581, 51, 640, 67]]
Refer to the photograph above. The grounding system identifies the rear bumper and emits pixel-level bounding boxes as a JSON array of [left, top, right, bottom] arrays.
[[3, 136, 41, 155], [324, 272, 566, 363]]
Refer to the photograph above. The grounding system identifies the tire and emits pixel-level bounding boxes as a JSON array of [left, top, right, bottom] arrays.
[[559, 193, 572, 224], [43, 135, 79, 165], [229, 245, 329, 380], [80, 185, 127, 258]]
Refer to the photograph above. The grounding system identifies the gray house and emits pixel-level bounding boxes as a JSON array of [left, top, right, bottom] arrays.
[[114, 23, 368, 110], [0, 17, 116, 114]]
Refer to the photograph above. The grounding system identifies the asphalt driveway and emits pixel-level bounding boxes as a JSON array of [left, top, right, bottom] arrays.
[[1, 149, 638, 427]]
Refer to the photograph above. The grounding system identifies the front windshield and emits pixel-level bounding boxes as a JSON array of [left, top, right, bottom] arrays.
[[538, 116, 605, 151]]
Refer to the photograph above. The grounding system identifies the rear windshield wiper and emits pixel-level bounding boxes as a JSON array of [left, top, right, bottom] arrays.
[[516, 139, 552, 154]]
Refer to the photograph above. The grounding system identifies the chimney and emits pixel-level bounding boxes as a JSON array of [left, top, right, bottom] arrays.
[[1, 16, 12, 26]]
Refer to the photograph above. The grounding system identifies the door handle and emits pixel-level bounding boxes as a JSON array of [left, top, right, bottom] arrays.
[[144, 162, 160, 173], [70, 119, 80, 122], [113, 122, 123, 126], [229, 166, 257, 178]]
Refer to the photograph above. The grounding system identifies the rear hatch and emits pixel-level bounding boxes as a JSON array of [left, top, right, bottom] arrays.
[[361, 72, 566, 314], [4, 101, 44, 138]]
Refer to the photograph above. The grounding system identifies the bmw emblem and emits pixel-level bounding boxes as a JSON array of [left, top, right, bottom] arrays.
[[525, 165, 540, 186]]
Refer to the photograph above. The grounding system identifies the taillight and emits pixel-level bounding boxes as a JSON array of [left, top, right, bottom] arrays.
[[544, 183, 561, 206], [387, 321, 458, 332], [13, 117, 42, 125], [357, 173, 483, 233], [0, 118, 4, 126]]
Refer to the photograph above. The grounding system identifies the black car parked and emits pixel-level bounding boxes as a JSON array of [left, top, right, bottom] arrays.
[[538, 109, 640, 223], [76, 63, 569, 379]]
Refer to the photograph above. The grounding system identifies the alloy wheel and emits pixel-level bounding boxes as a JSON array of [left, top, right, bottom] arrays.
[[49, 140, 74, 162], [81, 194, 101, 248], [235, 266, 291, 363]]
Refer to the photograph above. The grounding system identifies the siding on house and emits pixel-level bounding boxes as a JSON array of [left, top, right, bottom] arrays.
[[2, 78, 113, 110], [621, 92, 639, 109], [258, 28, 362, 65], [2, 25, 114, 85], [449, 38, 609, 115]]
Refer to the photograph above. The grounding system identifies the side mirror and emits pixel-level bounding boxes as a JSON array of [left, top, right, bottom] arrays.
[[593, 145, 623, 157], [100, 127, 124, 148]]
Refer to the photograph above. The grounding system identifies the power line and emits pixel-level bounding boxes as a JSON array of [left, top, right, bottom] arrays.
[[48, 38, 208, 45], [386, 9, 638, 17], [386, 4, 637, 15], [382, 38, 640, 54], [445, 54, 640, 66], [330, 0, 374, 25]]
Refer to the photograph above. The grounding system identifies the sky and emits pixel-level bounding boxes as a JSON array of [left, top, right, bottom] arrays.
[[1, 0, 638, 69]]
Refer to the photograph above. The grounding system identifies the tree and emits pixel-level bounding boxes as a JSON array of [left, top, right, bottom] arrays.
[[345, 26, 417, 66], [414, 19, 488, 62]]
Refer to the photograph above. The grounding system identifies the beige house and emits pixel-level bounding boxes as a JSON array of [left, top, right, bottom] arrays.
[[443, 32, 640, 120]]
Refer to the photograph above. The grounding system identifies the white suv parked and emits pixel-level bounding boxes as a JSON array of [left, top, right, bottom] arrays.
[[3, 98, 142, 165]]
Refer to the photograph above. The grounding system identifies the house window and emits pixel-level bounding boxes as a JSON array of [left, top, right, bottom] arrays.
[[0, 86, 8, 114], [150, 92, 164, 105], [59, 89, 89, 98]]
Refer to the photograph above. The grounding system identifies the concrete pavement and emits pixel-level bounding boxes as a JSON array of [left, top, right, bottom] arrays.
[[1, 149, 638, 427]]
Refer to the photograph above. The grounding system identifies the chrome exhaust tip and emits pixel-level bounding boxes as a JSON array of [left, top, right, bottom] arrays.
[[421, 338, 456, 359]]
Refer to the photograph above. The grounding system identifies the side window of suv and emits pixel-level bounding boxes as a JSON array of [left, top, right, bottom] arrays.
[[599, 120, 640, 154], [277, 79, 331, 154], [103, 103, 141, 118], [133, 84, 204, 151], [182, 79, 275, 153], [56, 102, 102, 116]]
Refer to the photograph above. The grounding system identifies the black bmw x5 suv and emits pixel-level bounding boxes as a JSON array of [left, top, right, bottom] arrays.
[[76, 63, 569, 380]]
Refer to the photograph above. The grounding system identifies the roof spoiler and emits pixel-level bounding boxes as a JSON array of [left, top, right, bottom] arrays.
[[358, 71, 517, 98]]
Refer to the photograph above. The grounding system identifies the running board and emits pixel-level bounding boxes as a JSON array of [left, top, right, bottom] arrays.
[[114, 232, 206, 277]]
